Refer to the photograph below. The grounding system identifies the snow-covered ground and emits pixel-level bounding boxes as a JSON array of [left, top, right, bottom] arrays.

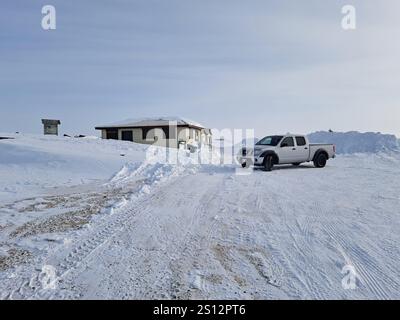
[[0, 133, 399, 299]]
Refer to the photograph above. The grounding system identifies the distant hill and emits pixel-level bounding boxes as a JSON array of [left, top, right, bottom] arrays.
[[308, 131, 399, 154]]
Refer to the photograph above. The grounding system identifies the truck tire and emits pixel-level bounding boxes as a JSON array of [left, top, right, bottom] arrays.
[[263, 155, 274, 171], [314, 153, 327, 168]]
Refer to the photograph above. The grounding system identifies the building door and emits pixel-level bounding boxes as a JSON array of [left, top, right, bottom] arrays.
[[121, 130, 133, 142]]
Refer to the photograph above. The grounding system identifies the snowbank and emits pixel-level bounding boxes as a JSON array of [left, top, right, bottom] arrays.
[[0, 133, 220, 202], [0, 133, 148, 201], [308, 131, 399, 154]]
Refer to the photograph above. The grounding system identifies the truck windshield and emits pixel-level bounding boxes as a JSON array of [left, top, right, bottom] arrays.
[[256, 136, 283, 146]]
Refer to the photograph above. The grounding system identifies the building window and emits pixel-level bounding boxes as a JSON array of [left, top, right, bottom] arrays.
[[121, 130, 133, 142], [106, 129, 118, 140]]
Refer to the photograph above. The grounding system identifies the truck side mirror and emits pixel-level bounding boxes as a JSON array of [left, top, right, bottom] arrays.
[[281, 143, 288, 147]]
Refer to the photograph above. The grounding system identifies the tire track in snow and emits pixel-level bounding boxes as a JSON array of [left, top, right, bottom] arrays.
[[44, 171, 223, 299], [204, 175, 287, 299], [3, 164, 186, 299], [311, 200, 397, 300], [55, 180, 185, 299], [8, 191, 166, 299], [161, 191, 221, 299], [268, 193, 330, 300], [123, 173, 223, 299], [322, 221, 396, 300]]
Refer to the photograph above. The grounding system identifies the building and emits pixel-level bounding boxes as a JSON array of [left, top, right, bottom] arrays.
[[42, 119, 61, 135], [95, 117, 212, 149]]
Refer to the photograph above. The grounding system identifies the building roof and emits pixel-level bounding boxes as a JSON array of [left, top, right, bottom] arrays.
[[95, 117, 206, 130], [42, 119, 61, 125]]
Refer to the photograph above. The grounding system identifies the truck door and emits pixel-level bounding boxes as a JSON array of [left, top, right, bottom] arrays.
[[294, 136, 309, 162], [279, 137, 297, 163]]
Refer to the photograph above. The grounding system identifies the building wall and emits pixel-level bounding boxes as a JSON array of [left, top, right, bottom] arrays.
[[100, 126, 212, 149], [44, 125, 58, 135]]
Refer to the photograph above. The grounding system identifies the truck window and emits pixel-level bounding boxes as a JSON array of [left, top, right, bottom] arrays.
[[256, 135, 283, 146], [295, 136, 306, 146], [281, 137, 294, 147]]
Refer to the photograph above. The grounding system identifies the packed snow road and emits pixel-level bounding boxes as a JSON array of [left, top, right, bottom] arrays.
[[1, 150, 399, 300]]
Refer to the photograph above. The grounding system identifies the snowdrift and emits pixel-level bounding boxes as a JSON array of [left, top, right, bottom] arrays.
[[308, 131, 399, 154], [0, 133, 219, 202], [0, 133, 148, 201]]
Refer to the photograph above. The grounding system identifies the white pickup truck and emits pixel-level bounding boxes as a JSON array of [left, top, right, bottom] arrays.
[[238, 134, 335, 171]]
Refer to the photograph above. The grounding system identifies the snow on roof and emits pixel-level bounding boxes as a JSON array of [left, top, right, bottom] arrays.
[[96, 116, 206, 129]]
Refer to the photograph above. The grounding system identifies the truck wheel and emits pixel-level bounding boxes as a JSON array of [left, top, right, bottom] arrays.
[[314, 153, 327, 168], [263, 155, 274, 171], [292, 163, 301, 166]]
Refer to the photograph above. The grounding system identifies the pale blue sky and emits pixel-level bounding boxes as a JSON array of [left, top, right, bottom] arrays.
[[1, 0, 399, 137]]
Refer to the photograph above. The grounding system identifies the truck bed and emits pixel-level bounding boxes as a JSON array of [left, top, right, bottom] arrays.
[[309, 144, 335, 160]]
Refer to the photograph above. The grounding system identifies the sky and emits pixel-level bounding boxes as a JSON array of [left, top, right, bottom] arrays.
[[0, 0, 399, 138]]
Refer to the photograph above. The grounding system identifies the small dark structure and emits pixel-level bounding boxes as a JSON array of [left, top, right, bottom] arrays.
[[42, 119, 61, 136]]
